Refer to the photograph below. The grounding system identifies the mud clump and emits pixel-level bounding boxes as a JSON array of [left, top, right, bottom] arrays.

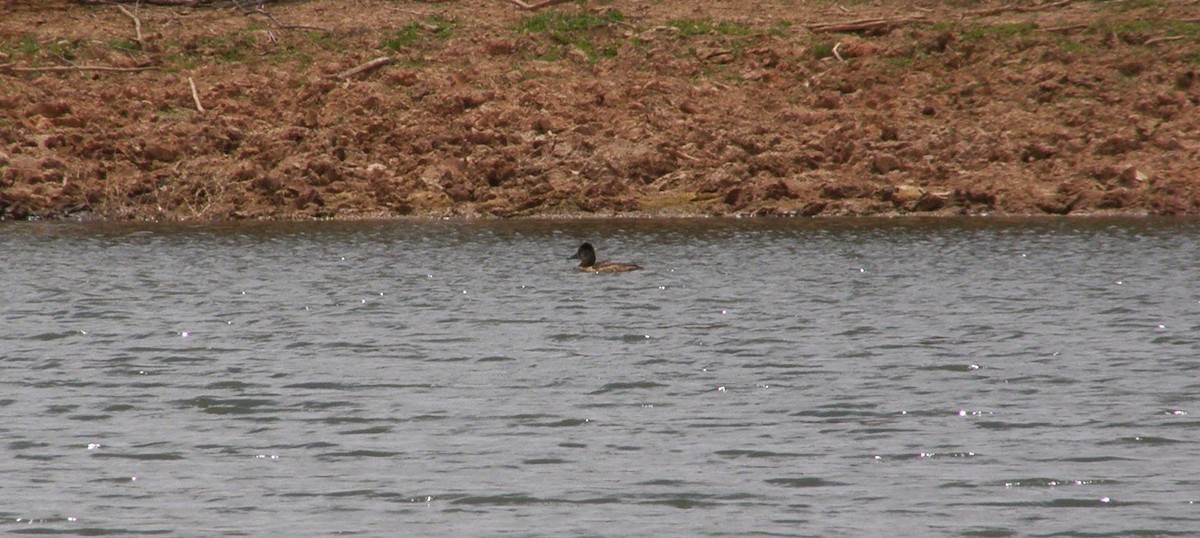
[[2, 0, 1199, 221]]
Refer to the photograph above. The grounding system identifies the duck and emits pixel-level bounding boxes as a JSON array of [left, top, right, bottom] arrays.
[[569, 242, 641, 273]]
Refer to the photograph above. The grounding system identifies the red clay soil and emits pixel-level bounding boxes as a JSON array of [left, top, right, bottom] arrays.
[[1, 0, 1199, 220]]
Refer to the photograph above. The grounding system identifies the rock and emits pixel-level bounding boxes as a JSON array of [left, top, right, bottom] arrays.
[[1176, 70, 1197, 90], [723, 187, 744, 207], [871, 154, 902, 175], [799, 201, 826, 217], [883, 184, 923, 206], [1097, 188, 1134, 209], [912, 191, 947, 212], [696, 47, 734, 63], [1094, 136, 1141, 156], [445, 185, 474, 203], [952, 188, 996, 207], [1118, 165, 1148, 187], [27, 102, 71, 119], [761, 180, 791, 200], [294, 188, 324, 209], [142, 143, 179, 162], [813, 93, 840, 110], [483, 39, 516, 55], [820, 181, 872, 200], [1021, 143, 1055, 162]]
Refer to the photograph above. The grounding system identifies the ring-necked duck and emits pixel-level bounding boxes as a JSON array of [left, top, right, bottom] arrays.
[[569, 242, 641, 273]]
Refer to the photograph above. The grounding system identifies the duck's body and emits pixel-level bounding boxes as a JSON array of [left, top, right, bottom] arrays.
[[570, 242, 641, 273]]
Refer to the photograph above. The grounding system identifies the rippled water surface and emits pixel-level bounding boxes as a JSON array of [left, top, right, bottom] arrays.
[[2, 217, 1199, 537]]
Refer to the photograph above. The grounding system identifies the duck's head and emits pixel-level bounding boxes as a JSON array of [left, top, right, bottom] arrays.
[[569, 242, 597, 267]]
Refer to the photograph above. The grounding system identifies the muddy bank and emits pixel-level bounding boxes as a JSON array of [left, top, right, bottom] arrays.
[[1, 0, 1199, 221]]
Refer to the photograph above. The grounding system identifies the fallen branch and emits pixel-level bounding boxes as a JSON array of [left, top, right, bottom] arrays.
[[0, 63, 158, 73], [967, 0, 1071, 17], [832, 41, 844, 62], [188, 77, 205, 113], [1144, 35, 1187, 46], [75, 0, 200, 5], [329, 56, 393, 79], [1043, 23, 1087, 33], [505, 0, 574, 10], [74, 0, 276, 5], [807, 16, 927, 34], [247, 6, 333, 32], [116, 3, 145, 48]]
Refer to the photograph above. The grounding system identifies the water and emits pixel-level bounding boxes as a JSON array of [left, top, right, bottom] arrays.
[[2, 217, 1198, 537]]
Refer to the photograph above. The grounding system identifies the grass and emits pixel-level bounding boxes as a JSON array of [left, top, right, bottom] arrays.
[[1091, 0, 1166, 11], [810, 41, 834, 59], [1052, 34, 1088, 55], [18, 34, 40, 56], [192, 32, 256, 63], [382, 15, 455, 51], [518, 9, 624, 35], [961, 22, 1038, 42], [516, 9, 624, 62], [384, 14, 453, 51]]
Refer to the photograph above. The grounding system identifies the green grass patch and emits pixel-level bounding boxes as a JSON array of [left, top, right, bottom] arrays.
[[1052, 34, 1086, 54], [962, 21, 1037, 42], [1092, 17, 1200, 43], [518, 9, 623, 35], [193, 33, 255, 63], [810, 41, 833, 59], [18, 34, 40, 56], [382, 15, 455, 51], [1091, 0, 1165, 11], [516, 9, 624, 62]]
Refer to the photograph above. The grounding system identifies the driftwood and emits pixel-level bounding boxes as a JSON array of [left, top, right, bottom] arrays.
[[116, 4, 145, 48], [328, 56, 394, 79], [1043, 23, 1087, 33], [966, 0, 1072, 17], [188, 77, 205, 112], [505, 0, 574, 10], [247, 7, 333, 33], [0, 63, 158, 73], [807, 17, 927, 34], [72, 0, 274, 6], [1144, 35, 1188, 46]]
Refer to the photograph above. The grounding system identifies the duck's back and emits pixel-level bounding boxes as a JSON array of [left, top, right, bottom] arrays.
[[584, 261, 642, 273]]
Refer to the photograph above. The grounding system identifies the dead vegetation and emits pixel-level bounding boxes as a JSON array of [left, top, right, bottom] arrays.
[[1, 0, 1198, 220]]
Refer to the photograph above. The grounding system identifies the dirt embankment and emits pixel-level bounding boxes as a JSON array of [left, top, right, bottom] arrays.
[[1, 0, 1199, 221]]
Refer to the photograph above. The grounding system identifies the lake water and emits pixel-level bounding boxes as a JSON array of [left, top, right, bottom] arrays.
[[2, 217, 1198, 537]]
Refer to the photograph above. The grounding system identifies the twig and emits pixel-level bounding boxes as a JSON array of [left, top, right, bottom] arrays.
[[505, 0, 574, 10], [329, 56, 393, 79], [832, 41, 844, 62], [0, 63, 158, 73], [967, 0, 1071, 17], [188, 77, 205, 113], [381, 4, 425, 16], [248, 7, 333, 32], [116, 3, 145, 48], [1043, 23, 1087, 33], [75, 0, 198, 5], [1144, 35, 1187, 46], [807, 16, 927, 34]]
